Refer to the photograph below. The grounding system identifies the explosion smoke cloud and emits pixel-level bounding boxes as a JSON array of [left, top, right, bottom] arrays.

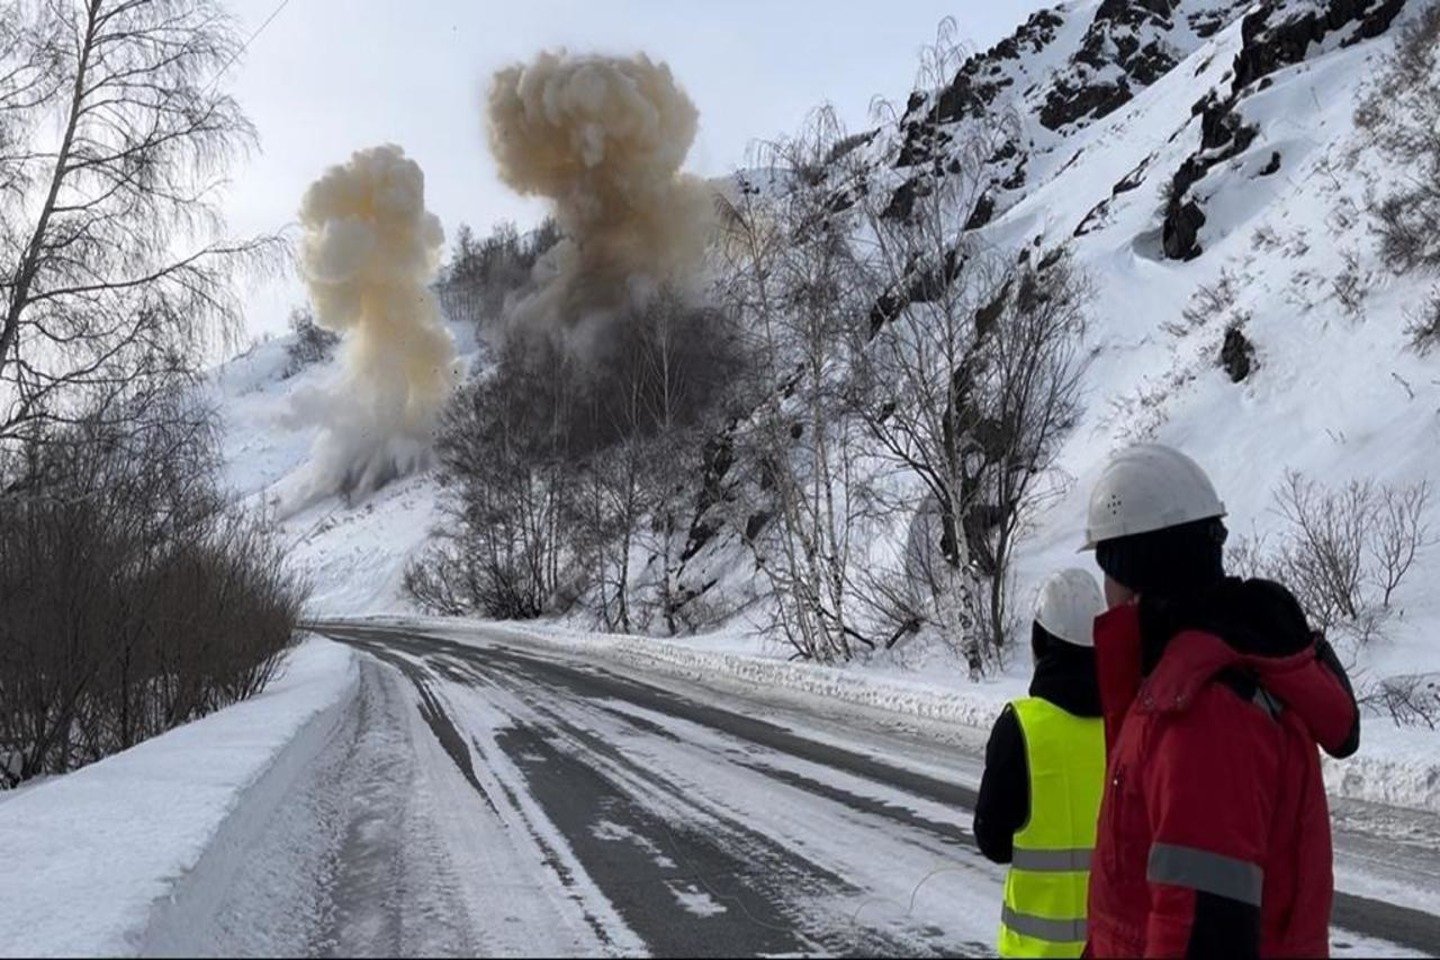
[[486, 51, 718, 356], [289, 144, 456, 509]]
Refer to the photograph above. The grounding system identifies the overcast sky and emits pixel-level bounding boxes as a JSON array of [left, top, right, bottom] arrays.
[[219, 0, 1050, 344]]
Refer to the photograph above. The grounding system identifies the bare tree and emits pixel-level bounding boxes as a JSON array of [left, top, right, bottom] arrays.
[[719, 108, 880, 663], [0, 0, 277, 442], [620, 289, 745, 634], [416, 367, 569, 620], [435, 219, 560, 332], [845, 27, 1087, 671]]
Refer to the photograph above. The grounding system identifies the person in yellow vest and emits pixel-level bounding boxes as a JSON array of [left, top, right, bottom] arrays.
[[974, 568, 1107, 958]]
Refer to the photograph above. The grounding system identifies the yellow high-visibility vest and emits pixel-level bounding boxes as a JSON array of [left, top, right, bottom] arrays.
[[997, 696, 1106, 959]]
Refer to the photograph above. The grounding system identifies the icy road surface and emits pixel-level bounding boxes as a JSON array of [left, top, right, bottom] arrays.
[[170, 623, 1440, 958]]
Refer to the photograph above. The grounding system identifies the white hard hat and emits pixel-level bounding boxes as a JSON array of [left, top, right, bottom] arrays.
[[1034, 568, 1105, 647], [1081, 443, 1226, 550]]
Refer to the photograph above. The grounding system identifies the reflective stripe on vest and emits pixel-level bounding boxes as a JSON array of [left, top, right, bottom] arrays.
[[998, 697, 1106, 960], [1011, 847, 1093, 872], [1002, 905, 1087, 944]]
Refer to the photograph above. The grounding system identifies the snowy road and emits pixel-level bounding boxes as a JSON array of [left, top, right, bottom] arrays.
[[180, 623, 1440, 958]]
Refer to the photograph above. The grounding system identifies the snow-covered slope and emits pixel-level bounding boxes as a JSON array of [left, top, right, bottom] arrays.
[[209, 336, 462, 616], [877, 0, 1256, 228], [977, 0, 1437, 665]]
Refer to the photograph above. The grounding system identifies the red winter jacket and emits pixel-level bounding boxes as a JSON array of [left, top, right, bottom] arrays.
[[1086, 595, 1359, 958]]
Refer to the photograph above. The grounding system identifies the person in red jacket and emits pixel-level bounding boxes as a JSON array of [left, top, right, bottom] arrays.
[[1080, 445, 1360, 958]]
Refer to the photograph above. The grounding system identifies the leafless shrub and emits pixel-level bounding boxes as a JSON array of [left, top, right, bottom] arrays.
[[1284, 269, 1324, 312], [1175, 270, 1240, 334], [1102, 357, 1205, 445], [849, 563, 928, 652], [1371, 479, 1431, 607], [1230, 471, 1432, 640], [402, 549, 475, 618], [1272, 473, 1369, 630], [1358, 673, 1440, 730], [0, 398, 305, 788], [1328, 194, 1362, 233], [1250, 223, 1284, 253], [1354, 4, 1440, 275], [1332, 247, 1367, 317], [1404, 285, 1440, 354]]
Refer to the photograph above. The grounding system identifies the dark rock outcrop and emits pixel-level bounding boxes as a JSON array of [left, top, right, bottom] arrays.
[[1221, 325, 1255, 381]]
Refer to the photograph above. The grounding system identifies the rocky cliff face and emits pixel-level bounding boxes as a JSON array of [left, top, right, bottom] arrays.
[[1160, 0, 1406, 259], [879, 0, 1255, 233]]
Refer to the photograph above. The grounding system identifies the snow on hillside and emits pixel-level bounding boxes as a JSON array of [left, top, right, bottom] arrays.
[[877, 0, 1255, 226], [212, 0, 1438, 779], [990, 0, 1439, 659], [209, 332, 475, 616]]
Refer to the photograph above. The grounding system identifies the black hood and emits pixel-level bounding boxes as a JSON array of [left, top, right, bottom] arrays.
[[1029, 622, 1102, 718], [1138, 577, 1314, 674]]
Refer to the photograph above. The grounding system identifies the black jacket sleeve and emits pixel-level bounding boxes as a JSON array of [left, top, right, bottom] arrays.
[[1314, 634, 1361, 759], [973, 704, 1028, 864]]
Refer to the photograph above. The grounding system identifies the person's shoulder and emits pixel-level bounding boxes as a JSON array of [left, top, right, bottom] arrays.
[[1170, 669, 1287, 745], [987, 701, 1020, 737]]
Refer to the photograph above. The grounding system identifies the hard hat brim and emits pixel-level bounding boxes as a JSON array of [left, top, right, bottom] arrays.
[[1079, 507, 1226, 552]]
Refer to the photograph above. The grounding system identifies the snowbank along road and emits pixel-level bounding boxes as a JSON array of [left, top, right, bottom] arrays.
[[180, 622, 1440, 957]]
